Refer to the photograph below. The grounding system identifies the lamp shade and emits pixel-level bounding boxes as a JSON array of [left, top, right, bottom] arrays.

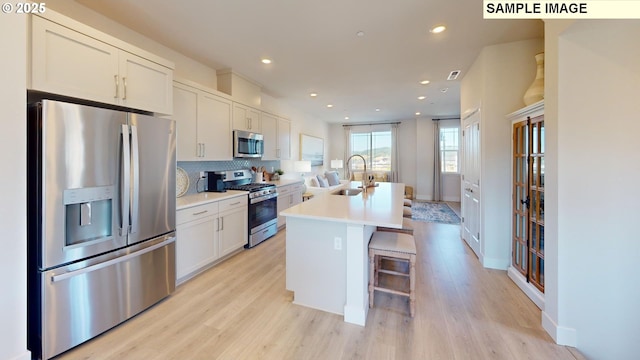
[[331, 159, 343, 169], [294, 160, 312, 173]]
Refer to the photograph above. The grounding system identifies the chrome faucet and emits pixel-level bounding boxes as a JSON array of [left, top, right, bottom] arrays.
[[346, 154, 367, 189]]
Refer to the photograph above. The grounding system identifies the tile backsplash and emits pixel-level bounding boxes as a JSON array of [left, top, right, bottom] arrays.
[[178, 160, 281, 195]]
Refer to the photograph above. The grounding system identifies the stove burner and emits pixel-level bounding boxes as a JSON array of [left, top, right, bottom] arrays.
[[226, 183, 275, 192]]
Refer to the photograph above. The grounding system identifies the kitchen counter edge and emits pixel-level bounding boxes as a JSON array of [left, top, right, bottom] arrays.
[[177, 191, 248, 210]]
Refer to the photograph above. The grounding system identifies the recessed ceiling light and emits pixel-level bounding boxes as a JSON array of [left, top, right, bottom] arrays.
[[327, 104, 334, 108], [375, 108, 381, 112], [415, 112, 421, 116], [418, 96, 426, 100], [420, 80, 430, 85], [441, 88, 448, 93], [310, 93, 318, 97], [261, 58, 272, 64], [430, 25, 446, 34], [356, 31, 365, 37], [345, 116, 350, 120]]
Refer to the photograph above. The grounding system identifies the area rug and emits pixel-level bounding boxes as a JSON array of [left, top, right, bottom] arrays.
[[411, 201, 461, 224]]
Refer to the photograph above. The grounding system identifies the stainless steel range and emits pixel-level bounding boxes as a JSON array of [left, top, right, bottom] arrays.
[[214, 170, 278, 248]]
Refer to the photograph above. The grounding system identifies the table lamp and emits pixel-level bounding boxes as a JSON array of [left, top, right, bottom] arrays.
[[294, 160, 312, 192]]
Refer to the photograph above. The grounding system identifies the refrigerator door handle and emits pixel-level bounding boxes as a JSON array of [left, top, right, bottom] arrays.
[[120, 124, 130, 236], [130, 125, 140, 234], [50, 237, 176, 283]]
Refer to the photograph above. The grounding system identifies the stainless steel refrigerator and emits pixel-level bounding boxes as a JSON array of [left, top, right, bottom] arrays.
[[27, 99, 177, 360]]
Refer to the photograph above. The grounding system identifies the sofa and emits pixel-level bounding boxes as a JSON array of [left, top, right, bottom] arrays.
[[305, 173, 349, 194]]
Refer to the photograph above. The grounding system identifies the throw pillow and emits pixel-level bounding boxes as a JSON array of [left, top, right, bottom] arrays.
[[310, 177, 319, 187], [316, 175, 329, 188], [325, 171, 340, 186]]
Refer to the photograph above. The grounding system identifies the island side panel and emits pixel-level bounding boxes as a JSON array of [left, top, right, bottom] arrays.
[[344, 224, 375, 326], [285, 217, 347, 315]]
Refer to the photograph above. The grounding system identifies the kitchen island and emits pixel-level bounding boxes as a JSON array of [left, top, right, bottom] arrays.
[[281, 181, 405, 326]]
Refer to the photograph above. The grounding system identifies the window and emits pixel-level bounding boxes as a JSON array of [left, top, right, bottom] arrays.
[[440, 127, 459, 173], [349, 130, 392, 171]]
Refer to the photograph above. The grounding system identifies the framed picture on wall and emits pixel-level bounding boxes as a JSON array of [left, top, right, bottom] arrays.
[[300, 133, 324, 166]]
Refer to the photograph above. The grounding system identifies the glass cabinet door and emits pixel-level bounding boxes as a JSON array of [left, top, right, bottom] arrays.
[[511, 114, 545, 293]]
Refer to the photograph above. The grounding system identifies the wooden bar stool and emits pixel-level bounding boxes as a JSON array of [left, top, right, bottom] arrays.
[[368, 231, 417, 317]]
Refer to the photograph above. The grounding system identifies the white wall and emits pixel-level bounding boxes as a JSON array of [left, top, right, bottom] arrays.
[[0, 14, 30, 360], [552, 20, 640, 359], [541, 18, 574, 350], [461, 38, 544, 269]]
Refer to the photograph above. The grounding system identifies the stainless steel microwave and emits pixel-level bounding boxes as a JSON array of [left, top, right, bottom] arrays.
[[233, 130, 264, 158]]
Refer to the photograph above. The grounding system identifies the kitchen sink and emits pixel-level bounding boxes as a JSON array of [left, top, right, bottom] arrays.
[[332, 188, 362, 196]]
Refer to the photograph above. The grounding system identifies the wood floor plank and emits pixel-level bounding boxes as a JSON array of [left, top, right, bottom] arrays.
[[56, 219, 580, 360]]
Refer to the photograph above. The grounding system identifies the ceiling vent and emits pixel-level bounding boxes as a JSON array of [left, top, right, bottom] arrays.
[[447, 70, 461, 80]]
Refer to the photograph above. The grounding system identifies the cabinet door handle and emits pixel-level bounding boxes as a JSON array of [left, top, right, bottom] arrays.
[[229, 201, 241, 206], [122, 77, 127, 100], [192, 210, 208, 215], [220, 217, 224, 231], [114, 75, 119, 98]]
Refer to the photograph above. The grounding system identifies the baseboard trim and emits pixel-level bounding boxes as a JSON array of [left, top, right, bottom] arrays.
[[482, 256, 509, 270], [542, 311, 577, 347], [507, 267, 544, 309]]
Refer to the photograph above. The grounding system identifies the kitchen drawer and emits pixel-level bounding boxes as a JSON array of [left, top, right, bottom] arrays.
[[277, 184, 293, 196], [218, 195, 247, 212], [291, 183, 305, 193], [177, 202, 218, 225]]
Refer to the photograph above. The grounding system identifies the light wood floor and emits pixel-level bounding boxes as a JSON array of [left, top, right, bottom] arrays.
[[57, 220, 583, 360]]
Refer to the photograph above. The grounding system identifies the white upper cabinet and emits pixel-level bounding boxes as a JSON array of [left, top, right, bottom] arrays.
[[262, 112, 291, 161], [172, 83, 199, 161], [198, 91, 233, 160], [261, 112, 278, 160], [118, 52, 173, 114], [278, 117, 291, 160], [30, 14, 173, 115], [232, 102, 261, 132], [172, 80, 233, 161]]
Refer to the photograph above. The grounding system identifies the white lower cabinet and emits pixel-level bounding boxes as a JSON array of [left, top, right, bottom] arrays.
[[277, 182, 304, 228], [176, 195, 247, 284], [218, 197, 248, 257], [176, 202, 219, 282]]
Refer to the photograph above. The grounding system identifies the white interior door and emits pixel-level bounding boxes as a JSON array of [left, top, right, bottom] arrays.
[[462, 110, 481, 258]]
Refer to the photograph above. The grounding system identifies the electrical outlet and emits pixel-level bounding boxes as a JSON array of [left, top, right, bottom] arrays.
[[334, 237, 342, 250], [199, 171, 206, 179]]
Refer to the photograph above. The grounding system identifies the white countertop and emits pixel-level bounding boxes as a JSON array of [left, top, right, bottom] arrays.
[[269, 178, 304, 187], [176, 191, 248, 210], [281, 181, 405, 228]]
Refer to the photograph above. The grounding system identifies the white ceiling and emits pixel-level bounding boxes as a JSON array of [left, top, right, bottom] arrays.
[[75, 0, 543, 124]]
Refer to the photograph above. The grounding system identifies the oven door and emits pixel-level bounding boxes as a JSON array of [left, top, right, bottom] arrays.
[[248, 193, 277, 230]]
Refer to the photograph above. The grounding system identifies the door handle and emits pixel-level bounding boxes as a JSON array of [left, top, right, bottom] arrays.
[[520, 197, 530, 208], [114, 75, 119, 98], [120, 124, 130, 236], [122, 77, 127, 100], [51, 238, 175, 283], [130, 125, 139, 234]]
